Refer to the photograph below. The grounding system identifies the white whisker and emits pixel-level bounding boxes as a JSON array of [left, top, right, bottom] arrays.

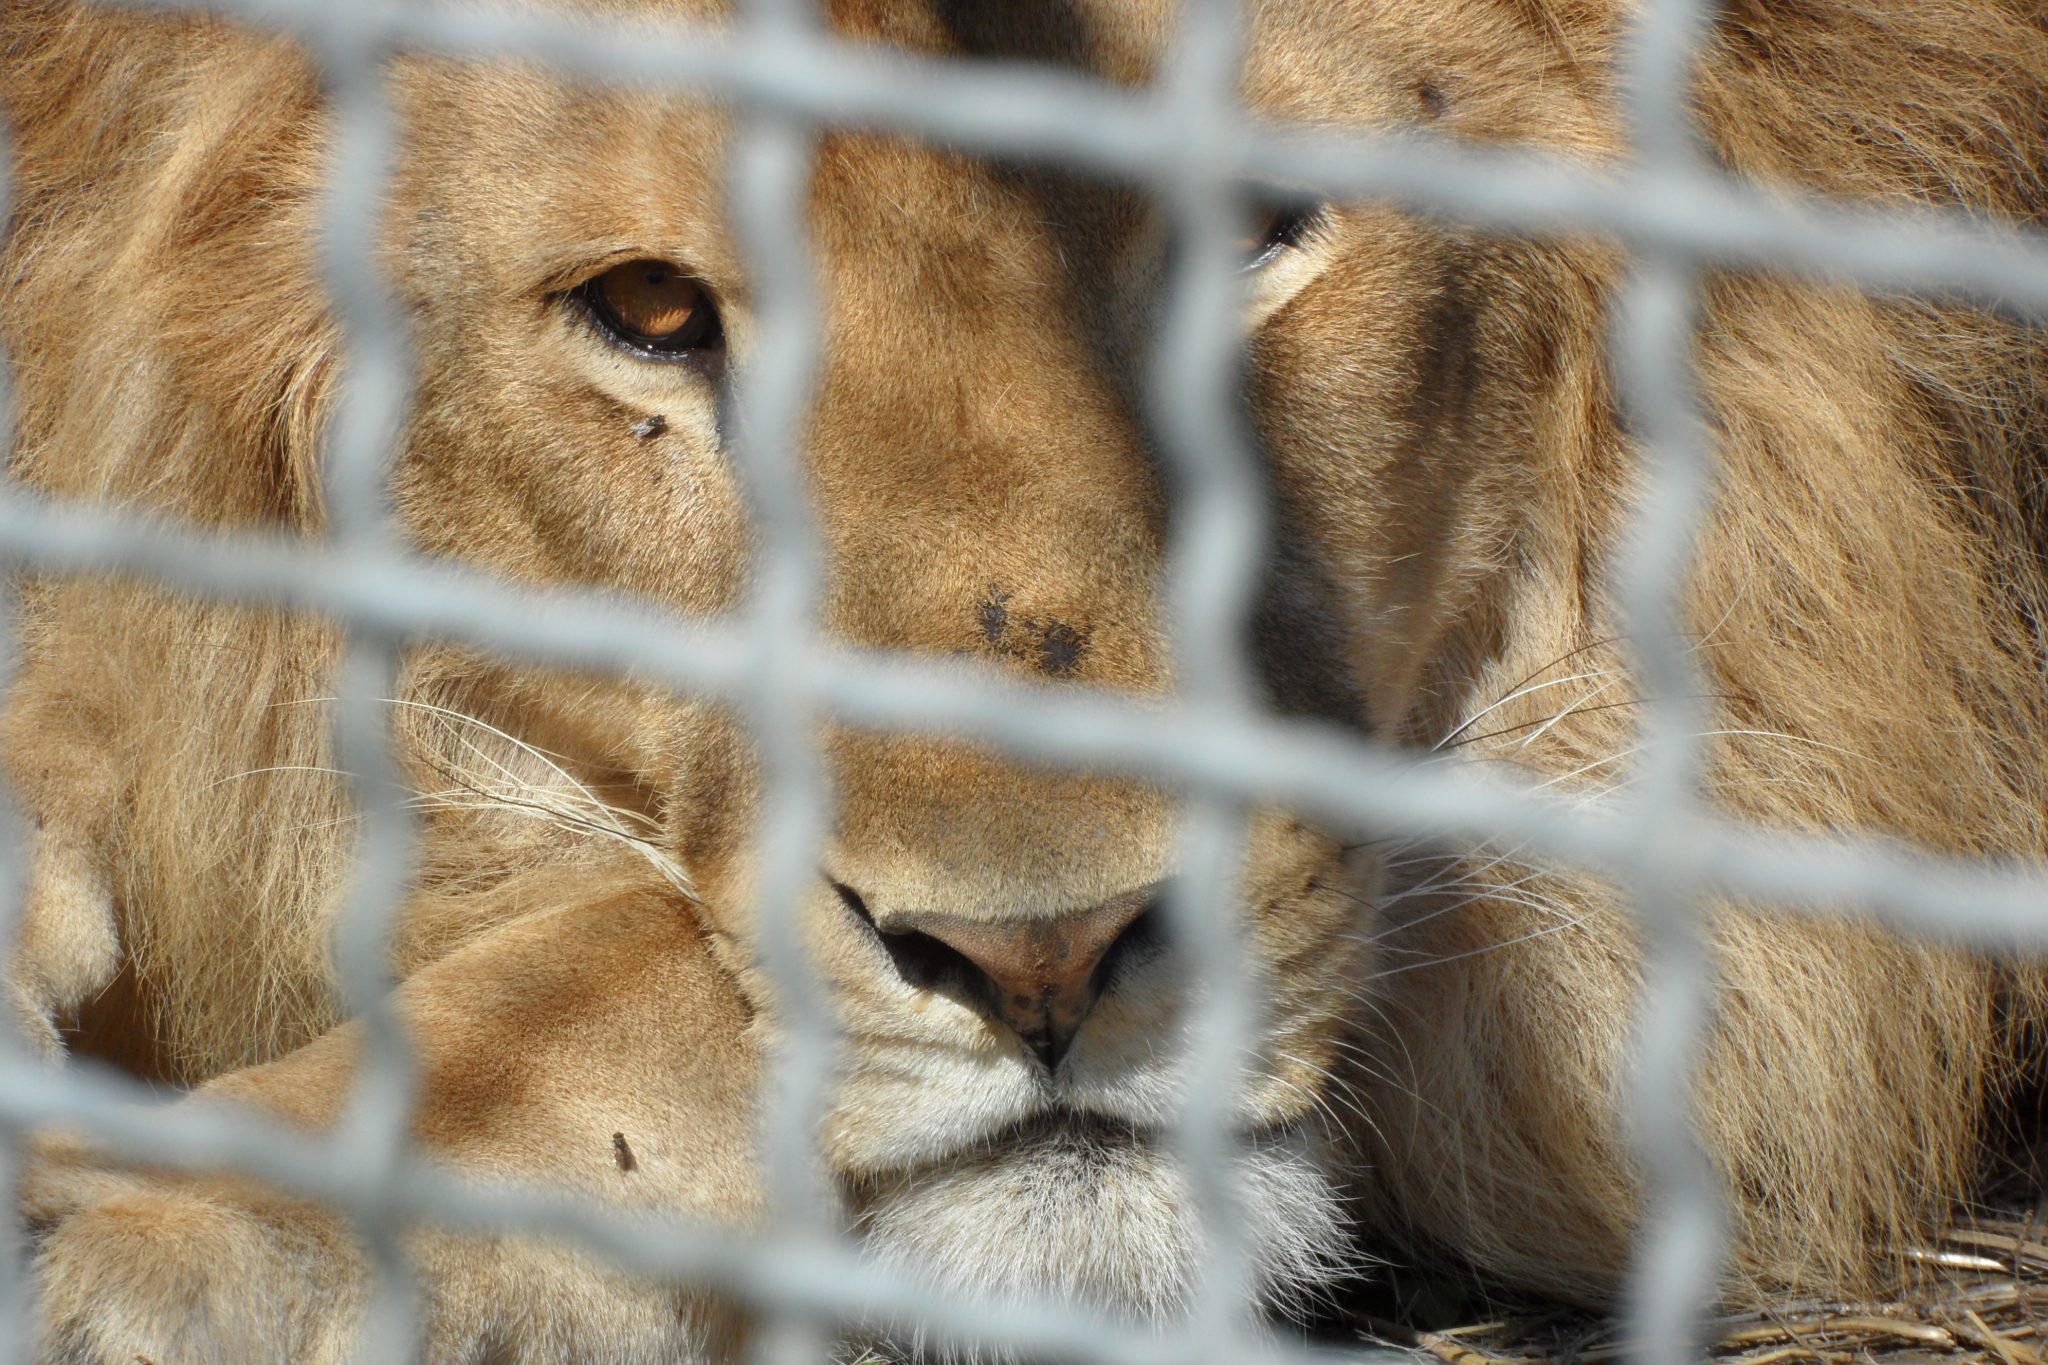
[[1434, 667, 1626, 751], [264, 694, 697, 897]]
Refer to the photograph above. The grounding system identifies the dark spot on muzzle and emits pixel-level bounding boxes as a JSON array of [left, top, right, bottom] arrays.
[[1037, 619, 1087, 675], [977, 587, 1011, 645], [973, 587, 1092, 677]]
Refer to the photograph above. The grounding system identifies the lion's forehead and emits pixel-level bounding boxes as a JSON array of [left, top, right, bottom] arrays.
[[398, 0, 1605, 322]]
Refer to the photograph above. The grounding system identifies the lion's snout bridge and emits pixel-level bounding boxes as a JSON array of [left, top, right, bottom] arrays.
[[851, 882, 1165, 1069]]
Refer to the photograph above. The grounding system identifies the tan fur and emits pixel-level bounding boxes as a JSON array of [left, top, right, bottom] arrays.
[[2, 0, 2045, 1358]]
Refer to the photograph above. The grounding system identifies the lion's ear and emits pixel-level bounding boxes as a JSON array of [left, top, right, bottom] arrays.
[[3, 4, 337, 532]]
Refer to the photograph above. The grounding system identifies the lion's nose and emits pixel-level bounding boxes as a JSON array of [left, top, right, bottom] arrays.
[[849, 883, 1164, 1070]]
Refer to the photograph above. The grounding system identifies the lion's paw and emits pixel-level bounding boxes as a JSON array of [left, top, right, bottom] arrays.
[[9, 829, 120, 1065], [34, 1180, 364, 1365]]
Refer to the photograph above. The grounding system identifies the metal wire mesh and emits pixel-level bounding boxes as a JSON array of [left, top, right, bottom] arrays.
[[1, 1, 2046, 1364]]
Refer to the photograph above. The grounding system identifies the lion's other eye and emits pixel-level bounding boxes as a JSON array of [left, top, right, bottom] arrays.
[[1239, 204, 1324, 272], [579, 260, 723, 357]]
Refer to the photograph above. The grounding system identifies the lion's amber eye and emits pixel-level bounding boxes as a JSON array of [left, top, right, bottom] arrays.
[[580, 260, 722, 357]]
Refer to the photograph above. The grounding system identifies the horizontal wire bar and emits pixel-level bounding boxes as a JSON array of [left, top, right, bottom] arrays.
[[0, 492, 2040, 942], [0, 1058, 1410, 1365], [82, 0, 2048, 316]]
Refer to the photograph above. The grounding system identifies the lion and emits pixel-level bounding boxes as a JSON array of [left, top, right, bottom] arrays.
[[2, 0, 2045, 1359]]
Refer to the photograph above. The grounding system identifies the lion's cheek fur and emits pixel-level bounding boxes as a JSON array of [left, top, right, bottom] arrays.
[[822, 1040, 1045, 1175]]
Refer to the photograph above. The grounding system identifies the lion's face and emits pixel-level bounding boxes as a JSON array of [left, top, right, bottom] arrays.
[[379, 0, 1589, 1320]]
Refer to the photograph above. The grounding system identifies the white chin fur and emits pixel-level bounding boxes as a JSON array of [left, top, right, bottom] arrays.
[[849, 1120, 1351, 1361]]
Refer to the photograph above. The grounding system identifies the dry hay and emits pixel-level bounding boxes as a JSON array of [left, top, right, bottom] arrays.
[[1357, 1214, 2048, 1365]]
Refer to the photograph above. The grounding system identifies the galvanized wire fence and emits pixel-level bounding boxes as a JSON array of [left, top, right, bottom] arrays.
[[1, 1, 2047, 1364]]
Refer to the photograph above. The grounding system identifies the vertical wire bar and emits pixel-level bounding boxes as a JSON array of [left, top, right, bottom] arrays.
[[0, 114, 36, 1365], [728, 3, 836, 1363], [1614, 1, 1729, 1362], [1149, 0, 1263, 1355], [1613, 270, 1724, 1365], [306, 8, 424, 1360]]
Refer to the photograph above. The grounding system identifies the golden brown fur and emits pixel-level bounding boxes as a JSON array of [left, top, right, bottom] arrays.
[[2, 0, 2045, 1358]]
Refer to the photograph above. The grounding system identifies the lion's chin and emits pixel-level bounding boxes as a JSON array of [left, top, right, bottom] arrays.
[[849, 1114, 1352, 1359]]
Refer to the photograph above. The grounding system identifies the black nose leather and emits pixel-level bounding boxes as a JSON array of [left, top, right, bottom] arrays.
[[850, 883, 1163, 1070]]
